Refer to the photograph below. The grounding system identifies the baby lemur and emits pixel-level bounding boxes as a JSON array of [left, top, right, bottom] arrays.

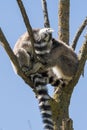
[[12, 28, 78, 130]]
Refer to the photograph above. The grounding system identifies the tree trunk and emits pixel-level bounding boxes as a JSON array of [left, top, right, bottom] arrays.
[[51, 0, 74, 130]]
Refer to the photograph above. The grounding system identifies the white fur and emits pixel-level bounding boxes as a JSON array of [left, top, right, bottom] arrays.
[[52, 66, 72, 80], [39, 28, 54, 35]]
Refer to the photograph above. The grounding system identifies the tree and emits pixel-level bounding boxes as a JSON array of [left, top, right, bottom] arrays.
[[0, 0, 87, 130]]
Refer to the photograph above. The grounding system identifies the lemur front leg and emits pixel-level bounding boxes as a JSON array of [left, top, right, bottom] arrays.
[[13, 47, 44, 76]]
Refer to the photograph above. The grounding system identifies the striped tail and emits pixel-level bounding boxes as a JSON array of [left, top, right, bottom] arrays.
[[30, 73, 54, 130]]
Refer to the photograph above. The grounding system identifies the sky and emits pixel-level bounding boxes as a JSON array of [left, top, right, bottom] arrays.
[[0, 0, 87, 130]]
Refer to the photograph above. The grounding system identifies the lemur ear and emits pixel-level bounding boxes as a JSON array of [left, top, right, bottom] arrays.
[[39, 28, 54, 35]]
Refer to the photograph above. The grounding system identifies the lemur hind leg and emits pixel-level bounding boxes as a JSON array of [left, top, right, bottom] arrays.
[[47, 69, 71, 93]]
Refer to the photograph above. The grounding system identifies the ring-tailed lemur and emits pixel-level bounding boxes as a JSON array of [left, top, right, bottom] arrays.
[[12, 28, 54, 130], [12, 28, 78, 130]]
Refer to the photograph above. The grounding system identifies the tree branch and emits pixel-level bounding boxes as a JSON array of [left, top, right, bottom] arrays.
[[16, 0, 37, 60], [71, 17, 87, 50], [41, 0, 50, 28], [0, 28, 34, 88], [58, 0, 70, 44]]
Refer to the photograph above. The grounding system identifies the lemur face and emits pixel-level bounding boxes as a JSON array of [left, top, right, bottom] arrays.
[[38, 28, 54, 42]]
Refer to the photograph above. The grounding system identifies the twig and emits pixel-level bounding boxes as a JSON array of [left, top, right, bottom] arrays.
[[41, 0, 50, 28], [16, 0, 37, 60], [0, 28, 34, 88], [71, 17, 87, 50]]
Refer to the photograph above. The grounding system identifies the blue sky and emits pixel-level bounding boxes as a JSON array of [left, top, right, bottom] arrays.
[[0, 0, 87, 130]]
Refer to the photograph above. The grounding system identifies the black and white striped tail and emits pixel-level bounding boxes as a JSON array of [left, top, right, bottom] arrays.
[[30, 73, 54, 130]]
